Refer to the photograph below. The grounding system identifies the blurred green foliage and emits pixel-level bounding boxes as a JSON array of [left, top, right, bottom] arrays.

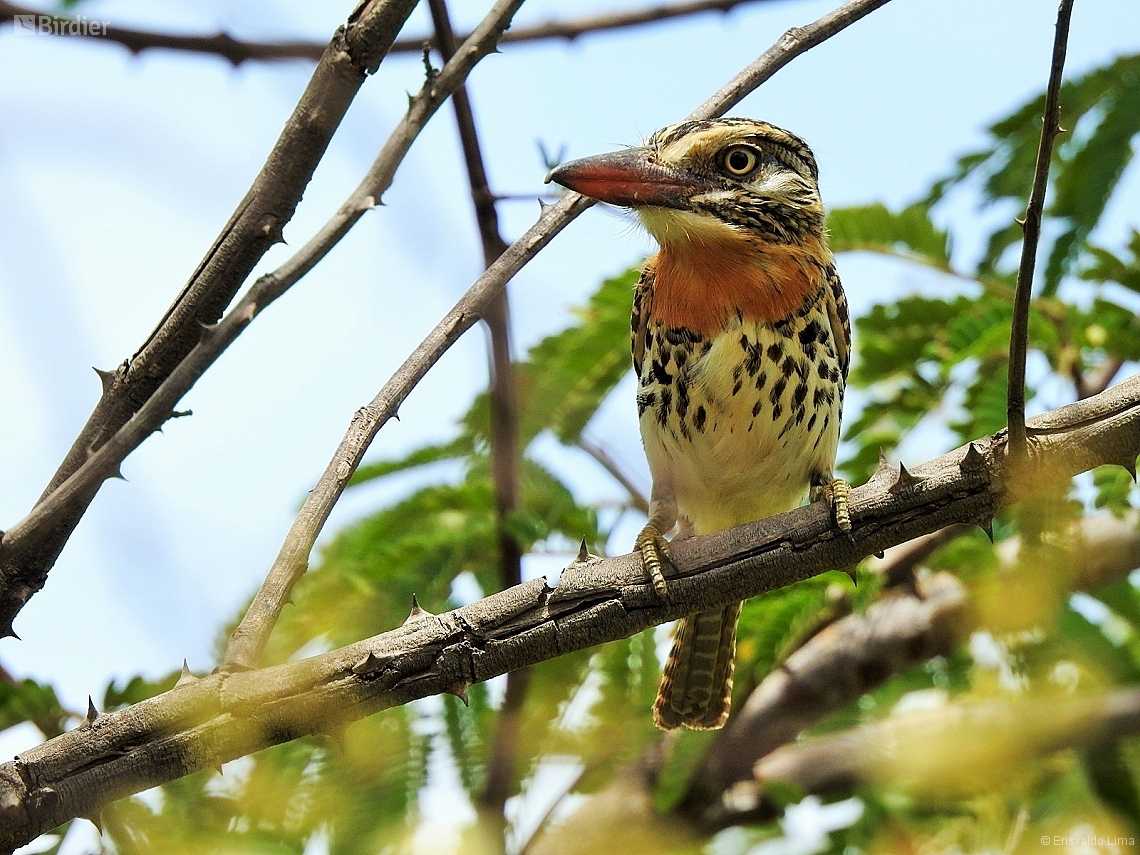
[[5, 51, 1140, 855]]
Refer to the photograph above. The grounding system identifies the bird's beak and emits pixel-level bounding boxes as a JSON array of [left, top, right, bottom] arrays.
[[545, 147, 705, 210]]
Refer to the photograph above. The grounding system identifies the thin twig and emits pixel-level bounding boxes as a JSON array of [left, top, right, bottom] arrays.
[[0, 0, 526, 593], [0, 0, 780, 64], [0, 0, 422, 635], [427, 0, 528, 829], [218, 0, 896, 671], [1007, 0, 1075, 456], [517, 764, 588, 855], [4, 375, 1140, 849]]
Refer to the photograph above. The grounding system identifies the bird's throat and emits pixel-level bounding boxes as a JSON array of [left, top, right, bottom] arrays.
[[647, 236, 826, 336]]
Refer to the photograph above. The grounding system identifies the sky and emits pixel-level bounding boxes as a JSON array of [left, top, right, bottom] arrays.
[[0, 0, 1139, 847]]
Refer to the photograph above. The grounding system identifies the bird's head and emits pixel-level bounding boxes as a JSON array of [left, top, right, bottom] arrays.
[[546, 118, 825, 250]]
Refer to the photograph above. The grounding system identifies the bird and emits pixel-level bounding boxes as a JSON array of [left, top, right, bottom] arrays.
[[547, 118, 850, 730]]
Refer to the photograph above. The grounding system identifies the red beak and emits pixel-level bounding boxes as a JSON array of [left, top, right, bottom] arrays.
[[545, 148, 706, 210]]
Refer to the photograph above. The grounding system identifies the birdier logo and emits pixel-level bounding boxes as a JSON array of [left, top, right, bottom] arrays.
[[12, 14, 108, 36]]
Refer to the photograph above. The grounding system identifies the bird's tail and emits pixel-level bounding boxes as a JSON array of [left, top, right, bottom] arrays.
[[653, 602, 742, 730]]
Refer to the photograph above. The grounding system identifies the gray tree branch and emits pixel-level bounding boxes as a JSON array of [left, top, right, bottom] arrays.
[[0, 376, 1138, 850], [680, 571, 969, 828]]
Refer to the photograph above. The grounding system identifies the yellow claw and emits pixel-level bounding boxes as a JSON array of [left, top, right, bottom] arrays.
[[823, 478, 852, 534], [635, 523, 672, 597]]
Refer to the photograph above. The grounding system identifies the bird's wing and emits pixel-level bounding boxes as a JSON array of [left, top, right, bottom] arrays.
[[823, 264, 851, 380]]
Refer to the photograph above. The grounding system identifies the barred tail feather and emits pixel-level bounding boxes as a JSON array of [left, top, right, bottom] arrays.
[[653, 602, 742, 730]]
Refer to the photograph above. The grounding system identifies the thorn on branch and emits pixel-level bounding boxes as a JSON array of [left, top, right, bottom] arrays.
[[979, 518, 995, 543], [403, 594, 435, 625], [92, 367, 117, 394], [889, 462, 920, 494], [872, 448, 894, 482], [85, 812, 103, 834], [175, 660, 198, 688], [959, 442, 986, 471], [444, 681, 470, 706], [257, 215, 286, 245], [84, 696, 99, 726], [351, 651, 384, 675]]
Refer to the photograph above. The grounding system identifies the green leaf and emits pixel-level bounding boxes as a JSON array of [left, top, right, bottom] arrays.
[[350, 437, 472, 487], [1093, 465, 1136, 517], [104, 671, 181, 711], [0, 678, 68, 738], [522, 267, 639, 444], [1081, 230, 1140, 294], [929, 54, 1140, 292], [950, 358, 1012, 442], [827, 202, 953, 271], [1045, 65, 1140, 294], [463, 268, 638, 448]]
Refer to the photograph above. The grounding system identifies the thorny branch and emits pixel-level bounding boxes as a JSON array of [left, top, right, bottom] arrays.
[[1, 375, 1138, 850], [0, 0, 421, 634], [0, 0, 778, 65], [1007, 0, 1074, 455]]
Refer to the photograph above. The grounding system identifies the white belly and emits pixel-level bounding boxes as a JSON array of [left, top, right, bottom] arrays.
[[637, 310, 843, 535]]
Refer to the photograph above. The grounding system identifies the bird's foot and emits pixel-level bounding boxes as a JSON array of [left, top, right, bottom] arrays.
[[636, 523, 673, 597], [821, 478, 853, 540]]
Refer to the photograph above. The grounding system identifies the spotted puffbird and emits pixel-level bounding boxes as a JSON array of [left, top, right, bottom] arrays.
[[548, 118, 851, 730]]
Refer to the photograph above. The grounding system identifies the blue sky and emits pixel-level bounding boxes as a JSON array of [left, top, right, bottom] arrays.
[[0, 0, 1138, 775]]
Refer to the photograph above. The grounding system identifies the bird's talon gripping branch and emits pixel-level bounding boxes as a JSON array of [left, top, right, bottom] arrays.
[[823, 477, 853, 539], [636, 523, 672, 597]]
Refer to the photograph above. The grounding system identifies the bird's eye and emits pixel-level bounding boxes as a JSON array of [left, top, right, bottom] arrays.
[[721, 145, 761, 176]]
